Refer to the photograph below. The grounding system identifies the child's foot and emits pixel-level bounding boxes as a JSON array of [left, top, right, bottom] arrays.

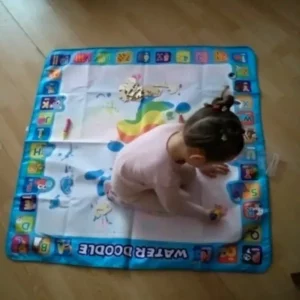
[[200, 164, 229, 178], [209, 205, 227, 221]]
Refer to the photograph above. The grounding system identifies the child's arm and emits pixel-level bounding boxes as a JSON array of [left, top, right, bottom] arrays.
[[155, 185, 211, 220]]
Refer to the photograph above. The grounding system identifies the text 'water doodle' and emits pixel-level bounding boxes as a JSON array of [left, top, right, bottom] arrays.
[[107, 141, 124, 152], [60, 165, 74, 196]]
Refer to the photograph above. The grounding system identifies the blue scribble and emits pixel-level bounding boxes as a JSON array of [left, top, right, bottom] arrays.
[[97, 92, 112, 98], [60, 176, 74, 196], [84, 169, 111, 197], [107, 141, 124, 152], [61, 144, 74, 161], [60, 165, 74, 196], [49, 195, 60, 209], [84, 169, 104, 180], [97, 175, 111, 196], [175, 102, 191, 114]]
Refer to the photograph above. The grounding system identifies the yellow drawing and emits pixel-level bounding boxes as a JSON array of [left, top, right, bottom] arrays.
[[117, 101, 173, 143], [100, 101, 119, 115], [93, 202, 112, 224]]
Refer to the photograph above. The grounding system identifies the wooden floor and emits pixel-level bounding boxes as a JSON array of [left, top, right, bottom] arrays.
[[0, 0, 300, 299]]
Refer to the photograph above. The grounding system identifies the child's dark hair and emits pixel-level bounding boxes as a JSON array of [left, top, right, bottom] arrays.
[[183, 86, 245, 162]]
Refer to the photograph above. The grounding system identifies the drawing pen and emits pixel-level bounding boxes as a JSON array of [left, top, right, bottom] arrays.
[[63, 118, 72, 140]]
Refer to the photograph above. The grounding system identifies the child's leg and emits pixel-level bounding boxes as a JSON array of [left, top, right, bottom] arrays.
[[105, 181, 166, 215], [126, 190, 167, 214]]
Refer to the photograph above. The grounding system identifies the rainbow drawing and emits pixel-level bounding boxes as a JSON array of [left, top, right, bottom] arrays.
[[117, 101, 174, 143]]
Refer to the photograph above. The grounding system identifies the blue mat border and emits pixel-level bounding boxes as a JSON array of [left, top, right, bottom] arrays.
[[6, 45, 272, 273]]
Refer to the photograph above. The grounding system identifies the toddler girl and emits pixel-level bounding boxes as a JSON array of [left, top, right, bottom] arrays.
[[107, 87, 245, 222]]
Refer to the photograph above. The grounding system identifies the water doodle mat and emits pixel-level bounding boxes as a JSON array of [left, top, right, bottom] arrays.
[[6, 46, 271, 272]]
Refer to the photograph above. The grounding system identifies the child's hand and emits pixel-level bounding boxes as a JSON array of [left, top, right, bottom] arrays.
[[200, 164, 229, 178], [209, 205, 227, 222]]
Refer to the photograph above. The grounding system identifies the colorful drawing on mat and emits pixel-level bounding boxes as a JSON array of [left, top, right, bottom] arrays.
[[175, 102, 191, 123], [92, 202, 112, 223], [49, 195, 69, 209], [60, 165, 74, 196], [107, 141, 124, 152], [84, 169, 111, 197], [8, 47, 270, 273], [58, 143, 75, 161], [117, 101, 174, 143]]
